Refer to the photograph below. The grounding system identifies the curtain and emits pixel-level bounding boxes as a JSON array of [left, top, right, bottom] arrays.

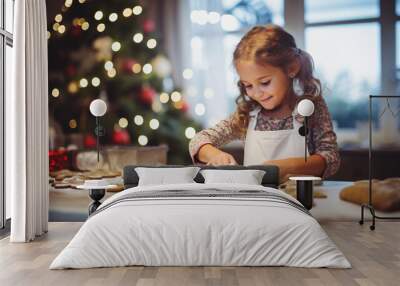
[[8, 0, 49, 242]]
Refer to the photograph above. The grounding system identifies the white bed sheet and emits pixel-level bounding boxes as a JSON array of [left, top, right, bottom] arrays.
[[50, 183, 351, 269]]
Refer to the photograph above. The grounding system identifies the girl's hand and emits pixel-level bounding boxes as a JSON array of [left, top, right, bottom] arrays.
[[207, 151, 238, 166], [197, 144, 238, 166]]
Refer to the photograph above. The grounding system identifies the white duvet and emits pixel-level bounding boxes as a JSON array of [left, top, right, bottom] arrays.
[[50, 183, 351, 269]]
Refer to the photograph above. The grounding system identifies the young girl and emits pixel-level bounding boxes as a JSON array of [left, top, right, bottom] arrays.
[[189, 24, 340, 181]]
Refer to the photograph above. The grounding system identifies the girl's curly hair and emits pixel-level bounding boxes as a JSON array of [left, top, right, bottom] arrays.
[[233, 24, 322, 133]]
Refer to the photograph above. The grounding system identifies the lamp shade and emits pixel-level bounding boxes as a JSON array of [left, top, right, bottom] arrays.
[[297, 99, 314, 117], [89, 99, 107, 117]]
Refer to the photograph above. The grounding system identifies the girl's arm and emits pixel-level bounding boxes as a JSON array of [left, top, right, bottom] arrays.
[[189, 111, 244, 164], [308, 95, 340, 178], [197, 144, 238, 165], [265, 155, 326, 183]]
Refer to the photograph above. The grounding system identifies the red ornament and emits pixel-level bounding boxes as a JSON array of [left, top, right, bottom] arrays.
[[66, 65, 77, 77], [112, 129, 131, 145], [143, 19, 155, 33], [48, 150, 70, 172], [139, 86, 156, 105], [121, 58, 137, 73], [84, 134, 97, 148], [181, 101, 189, 113], [71, 25, 81, 37]]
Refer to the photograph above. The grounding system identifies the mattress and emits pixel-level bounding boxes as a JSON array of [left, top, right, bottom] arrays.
[[50, 183, 351, 269]]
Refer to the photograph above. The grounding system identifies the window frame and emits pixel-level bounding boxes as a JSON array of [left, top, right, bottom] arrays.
[[0, 0, 13, 231], [284, 0, 397, 132]]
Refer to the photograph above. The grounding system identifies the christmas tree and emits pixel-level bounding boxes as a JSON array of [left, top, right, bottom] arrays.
[[48, 0, 201, 164]]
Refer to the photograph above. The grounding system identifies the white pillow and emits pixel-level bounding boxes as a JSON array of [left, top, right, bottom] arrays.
[[135, 167, 201, 186], [200, 169, 266, 185]]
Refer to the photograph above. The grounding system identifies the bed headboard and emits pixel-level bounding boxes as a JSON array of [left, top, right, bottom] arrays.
[[123, 165, 280, 189]]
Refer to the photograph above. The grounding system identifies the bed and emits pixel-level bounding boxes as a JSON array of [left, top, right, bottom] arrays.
[[50, 165, 350, 269]]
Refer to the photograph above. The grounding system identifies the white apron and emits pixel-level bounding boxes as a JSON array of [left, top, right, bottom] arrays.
[[243, 107, 309, 166]]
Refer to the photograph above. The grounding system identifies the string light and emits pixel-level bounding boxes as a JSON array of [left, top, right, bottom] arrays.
[[111, 41, 121, 52], [171, 91, 182, 102], [190, 11, 197, 23], [133, 33, 143, 43], [69, 119, 77, 129], [104, 61, 113, 71], [68, 82, 79, 93], [91, 77, 101, 87], [72, 18, 80, 26], [109, 13, 118, 22], [185, 127, 196, 139], [97, 23, 106, 32], [81, 22, 89, 30], [134, 115, 144, 125], [149, 119, 160, 130], [132, 63, 141, 74], [64, 0, 73, 8], [55, 14, 63, 23], [173, 101, 184, 109], [94, 11, 103, 20], [79, 78, 88, 88], [78, 0, 86, 3], [159, 92, 169, 103], [152, 101, 162, 113], [132, 6, 143, 15], [142, 63, 152, 74], [107, 68, 117, 78], [138, 135, 148, 146], [198, 10, 208, 25], [195, 103, 206, 116], [51, 88, 60, 98], [123, 8, 133, 17], [182, 68, 193, 80], [58, 25, 66, 34], [208, 11, 221, 24], [146, 39, 157, 49], [47, 31, 51, 39], [52, 23, 60, 31], [191, 10, 208, 25], [119, 117, 128, 128]]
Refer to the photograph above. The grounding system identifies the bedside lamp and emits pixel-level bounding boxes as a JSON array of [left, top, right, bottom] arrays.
[[89, 99, 107, 165], [290, 99, 320, 210]]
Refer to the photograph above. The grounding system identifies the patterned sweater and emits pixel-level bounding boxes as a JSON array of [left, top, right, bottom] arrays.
[[189, 96, 340, 178]]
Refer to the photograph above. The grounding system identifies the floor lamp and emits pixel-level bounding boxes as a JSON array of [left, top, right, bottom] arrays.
[[89, 99, 107, 166], [290, 99, 321, 210]]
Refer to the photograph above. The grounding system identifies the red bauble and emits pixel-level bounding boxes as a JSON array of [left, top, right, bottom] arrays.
[[181, 101, 189, 113], [48, 150, 69, 172], [121, 58, 137, 73], [84, 134, 97, 148], [112, 129, 131, 145], [71, 25, 81, 37], [66, 65, 77, 77], [143, 19, 155, 33], [139, 86, 156, 105]]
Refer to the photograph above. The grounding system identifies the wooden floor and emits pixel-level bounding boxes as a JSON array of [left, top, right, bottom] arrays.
[[0, 221, 399, 286]]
